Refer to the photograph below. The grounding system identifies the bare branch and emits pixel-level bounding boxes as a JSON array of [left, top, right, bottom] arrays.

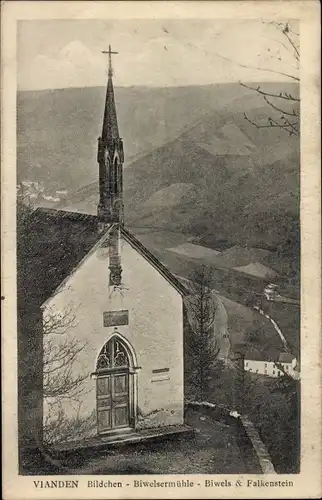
[[264, 36, 296, 59], [244, 112, 299, 136], [44, 338, 87, 375], [263, 95, 299, 117], [43, 405, 96, 445], [240, 82, 300, 101], [18, 199, 92, 445], [238, 21, 300, 136], [43, 328, 89, 401], [43, 304, 78, 336], [214, 51, 299, 82], [282, 29, 300, 61], [265, 21, 300, 61], [267, 21, 299, 37]]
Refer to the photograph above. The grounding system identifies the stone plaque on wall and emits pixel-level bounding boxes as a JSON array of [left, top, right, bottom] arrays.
[[103, 310, 129, 327]]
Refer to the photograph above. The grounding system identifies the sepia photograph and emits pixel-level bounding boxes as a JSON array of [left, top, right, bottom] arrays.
[[1, 2, 321, 498], [16, 17, 301, 476]]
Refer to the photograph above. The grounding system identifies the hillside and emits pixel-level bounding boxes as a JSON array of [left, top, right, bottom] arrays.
[[17, 82, 300, 277], [17, 83, 256, 191]]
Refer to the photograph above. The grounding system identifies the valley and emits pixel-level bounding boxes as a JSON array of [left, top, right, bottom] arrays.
[[126, 226, 300, 359], [17, 80, 300, 367]]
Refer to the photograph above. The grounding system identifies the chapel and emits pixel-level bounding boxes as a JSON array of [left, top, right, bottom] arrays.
[[17, 47, 188, 451]]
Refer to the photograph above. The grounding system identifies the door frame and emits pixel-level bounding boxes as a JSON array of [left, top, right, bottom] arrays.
[[94, 333, 140, 435]]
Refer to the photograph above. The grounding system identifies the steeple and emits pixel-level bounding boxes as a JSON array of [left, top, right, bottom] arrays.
[[102, 46, 120, 141], [97, 45, 124, 229]]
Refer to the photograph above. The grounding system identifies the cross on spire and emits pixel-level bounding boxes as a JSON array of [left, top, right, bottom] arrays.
[[102, 45, 118, 78]]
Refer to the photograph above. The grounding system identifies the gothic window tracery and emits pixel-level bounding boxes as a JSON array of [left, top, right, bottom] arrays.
[[104, 149, 110, 168], [113, 158, 118, 194], [96, 336, 129, 371]]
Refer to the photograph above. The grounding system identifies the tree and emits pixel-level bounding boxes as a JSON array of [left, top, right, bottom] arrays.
[[185, 265, 220, 401], [230, 343, 247, 413], [244, 367, 300, 473], [42, 303, 92, 445], [17, 194, 92, 449], [241, 21, 300, 136], [235, 334, 300, 473]]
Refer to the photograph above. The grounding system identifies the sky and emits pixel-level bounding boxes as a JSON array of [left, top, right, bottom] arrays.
[[17, 19, 299, 90]]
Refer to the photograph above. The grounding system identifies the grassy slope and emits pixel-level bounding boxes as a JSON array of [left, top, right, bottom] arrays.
[[124, 104, 299, 251], [18, 82, 300, 271], [17, 83, 256, 191]]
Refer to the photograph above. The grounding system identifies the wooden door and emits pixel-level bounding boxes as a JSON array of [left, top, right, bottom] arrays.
[[112, 372, 129, 428], [97, 372, 130, 433], [97, 374, 112, 432]]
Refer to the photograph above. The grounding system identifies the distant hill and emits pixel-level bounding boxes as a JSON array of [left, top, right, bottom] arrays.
[[17, 82, 300, 277], [18, 83, 258, 191]]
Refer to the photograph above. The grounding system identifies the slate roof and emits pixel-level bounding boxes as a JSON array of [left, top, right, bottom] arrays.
[[17, 207, 188, 311], [278, 352, 296, 363], [17, 208, 102, 310], [102, 76, 120, 140], [244, 347, 296, 364]]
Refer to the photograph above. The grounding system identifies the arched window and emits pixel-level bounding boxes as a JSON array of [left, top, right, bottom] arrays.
[[113, 158, 118, 194], [104, 149, 110, 168], [96, 336, 129, 371]]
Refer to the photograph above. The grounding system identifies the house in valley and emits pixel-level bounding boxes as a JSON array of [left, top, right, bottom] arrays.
[[244, 349, 299, 379]]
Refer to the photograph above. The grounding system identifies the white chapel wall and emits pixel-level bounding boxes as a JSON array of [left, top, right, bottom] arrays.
[[42, 235, 184, 442]]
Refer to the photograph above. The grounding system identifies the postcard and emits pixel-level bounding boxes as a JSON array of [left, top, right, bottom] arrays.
[[1, 1, 321, 498]]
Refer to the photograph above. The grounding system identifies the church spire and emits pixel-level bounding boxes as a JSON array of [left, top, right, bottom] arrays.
[[97, 45, 124, 229], [102, 45, 120, 140]]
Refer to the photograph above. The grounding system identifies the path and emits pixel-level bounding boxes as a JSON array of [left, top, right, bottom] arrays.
[[253, 305, 288, 350], [65, 407, 248, 474]]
